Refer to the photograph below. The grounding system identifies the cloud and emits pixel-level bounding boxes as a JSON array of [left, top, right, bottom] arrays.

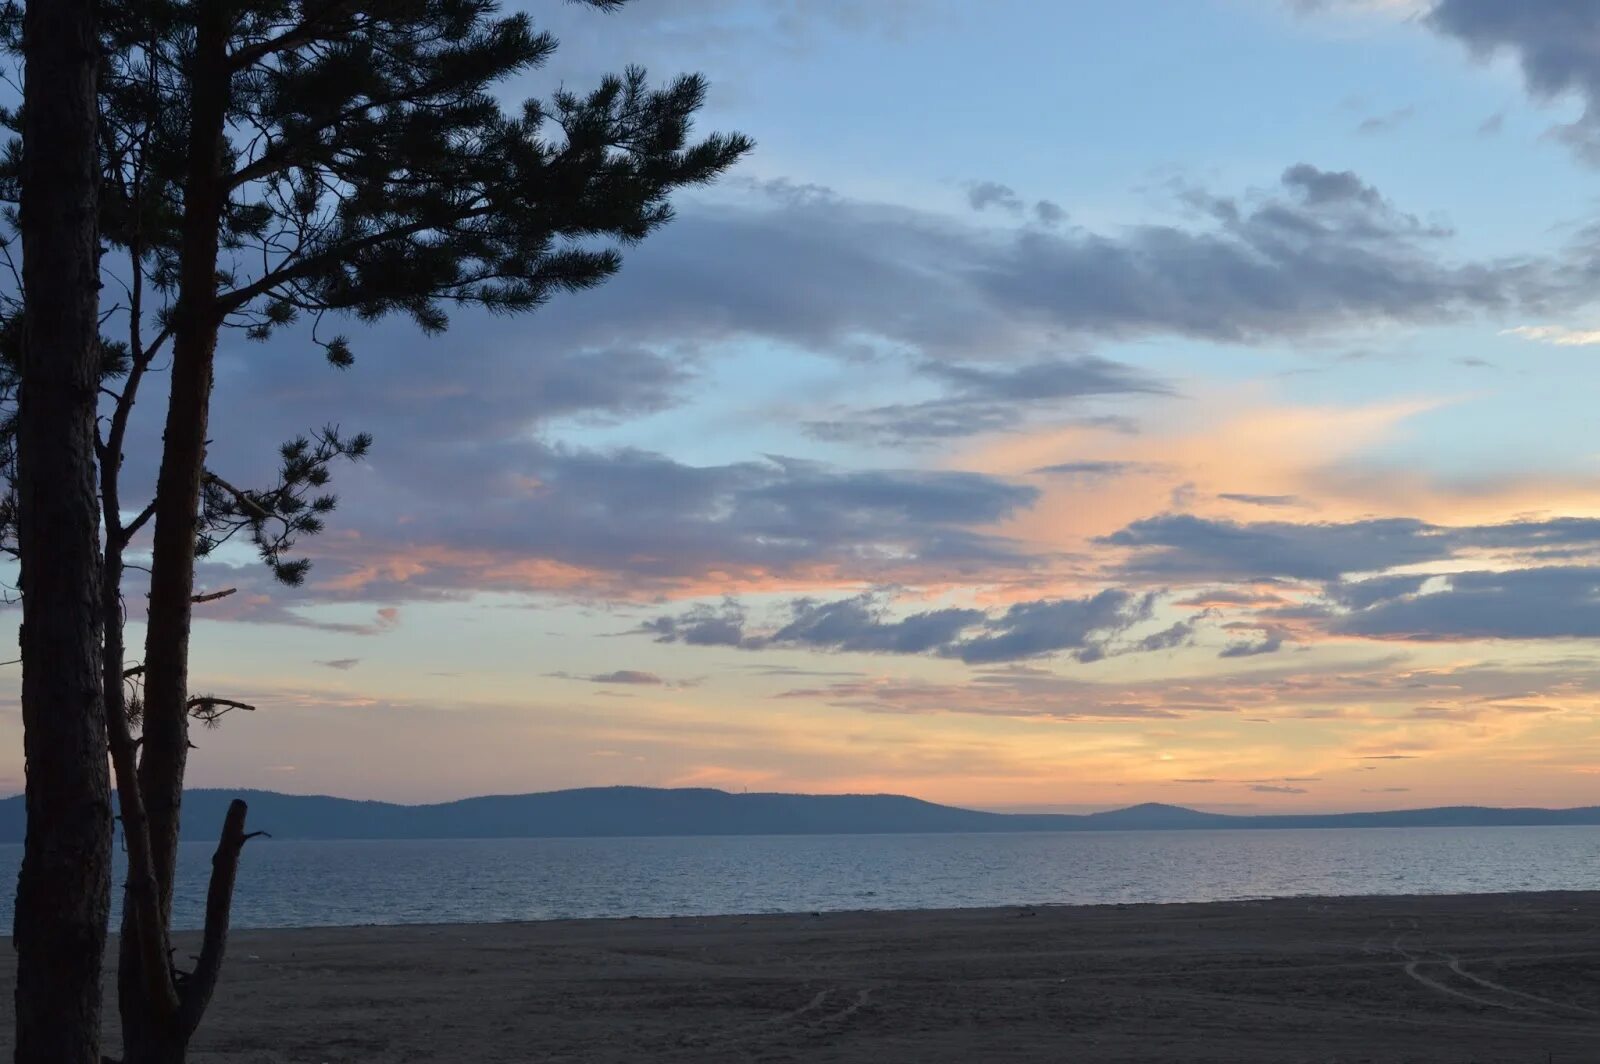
[[1426, 0, 1600, 163], [315, 658, 361, 671], [271, 166, 1532, 402], [966, 181, 1024, 213], [773, 654, 1600, 726], [644, 589, 1163, 665], [1279, 163, 1385, 208], [769, 596, 987, 655], [1102, 513, 1600, 584], [1356, 105, 1417, 135], [1218, 493, 1306, 507], [568, 670, 669, 686], [1034, 200, 1067, 227], [775, 673, 1189, 722], [1249, 784, 1308, 794], [228, 448, 1044, 604], [966, 184, 1065, 230], [954, 591, 1157, 664], [804, 357, 1166, 445], [962, 163, 1520, 345], [638, 601, 752, 647], [1331, 566, 1600, 641], [1033, 460, 1153, 478], [1503, 324, 1600, 346], [185, 155, 1573, 616], [1134, 620, 1196, 652], [1326, 573, 1432, 610], [1102, 514, 1452, 581], [1219, 633, 1287, 658], [185, 574, 404, 634]]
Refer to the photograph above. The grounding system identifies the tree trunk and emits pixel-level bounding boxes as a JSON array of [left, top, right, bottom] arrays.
[[120, 4, 233, 1061], [116, 802, 258, 1064], [11, 1, 111, 1063]]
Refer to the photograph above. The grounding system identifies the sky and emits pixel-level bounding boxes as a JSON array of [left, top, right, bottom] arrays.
[[13, 0, 1600, 814]]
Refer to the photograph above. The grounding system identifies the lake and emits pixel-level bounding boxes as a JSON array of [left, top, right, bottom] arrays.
[[3, 826, 1597, 930]]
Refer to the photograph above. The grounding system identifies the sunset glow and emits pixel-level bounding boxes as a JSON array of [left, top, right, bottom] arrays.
[[11, 0, 1600, 815]]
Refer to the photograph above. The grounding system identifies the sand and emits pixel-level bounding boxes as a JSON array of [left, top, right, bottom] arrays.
[[5, 891, 1600, 1062]]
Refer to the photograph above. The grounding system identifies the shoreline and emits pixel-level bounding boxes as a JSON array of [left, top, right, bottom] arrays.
[[53, 885, 1600, 937], [105, 885, 1600, 936], [6, 890, 1600, 1061]]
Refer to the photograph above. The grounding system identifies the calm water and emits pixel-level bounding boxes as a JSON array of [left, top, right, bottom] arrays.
[[2, 826, 1596, 930]]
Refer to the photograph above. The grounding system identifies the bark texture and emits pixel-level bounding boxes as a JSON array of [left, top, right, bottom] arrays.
[[12, 1, 110, 1062]]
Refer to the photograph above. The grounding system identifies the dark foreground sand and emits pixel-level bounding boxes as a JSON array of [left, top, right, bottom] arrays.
[[5, 892, 1600, 1063]]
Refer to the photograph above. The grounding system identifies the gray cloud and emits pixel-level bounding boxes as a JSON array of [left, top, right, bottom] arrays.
[[1218, 493, 1306, 508], [966, 181, 1024, 213], [638, 601, 751, 647], [1034, 460, 1152, 478], [1280, 163, 1385, 208], [315, 658, 361, 670], [1103, 515, 1452, 581], [805, 357, 1168, 445], [164, 429, 1049, 622], [1102, 514, 1600, 583], [310, 447, 1038, 601], [643, 589, 1163, 665], [1134, 620, 1196, 652], [1326, 573, 1432, 610], [963, 163, 1520, 344], [954, 591, 1157, 664], [1426, 0, 1600, 163], [1033, 199, 1067, 227], [922, 358, 1165, 400], [587, 670, 668, 686], [770, 596, 987, 655], [1219, 633, 1287, 658], [1332, 566, 1600, 640]]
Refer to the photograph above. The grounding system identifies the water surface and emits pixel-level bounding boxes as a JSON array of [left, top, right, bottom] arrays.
[[3, 825, 1595, 930]]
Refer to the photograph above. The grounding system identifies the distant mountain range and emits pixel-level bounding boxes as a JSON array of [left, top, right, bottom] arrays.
[[2, 787, 1599, 843]]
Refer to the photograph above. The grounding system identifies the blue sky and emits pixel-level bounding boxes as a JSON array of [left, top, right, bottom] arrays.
[[11, 0, 1600, 813]]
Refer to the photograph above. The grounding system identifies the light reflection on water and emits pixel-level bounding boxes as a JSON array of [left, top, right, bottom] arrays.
[[2, 825, 1595, 930]]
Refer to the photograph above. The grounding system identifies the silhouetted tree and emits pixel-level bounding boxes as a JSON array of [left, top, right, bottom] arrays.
[[8, 1, 113, 1061], [0, 2, 750, 1061]]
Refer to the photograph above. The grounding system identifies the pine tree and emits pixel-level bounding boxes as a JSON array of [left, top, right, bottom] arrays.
[[0, 3, 751, 1061], [9, 1, 113, 1061]]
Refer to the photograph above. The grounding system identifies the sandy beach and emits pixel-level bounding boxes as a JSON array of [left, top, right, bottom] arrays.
[[5, 891, 1599, 1063]]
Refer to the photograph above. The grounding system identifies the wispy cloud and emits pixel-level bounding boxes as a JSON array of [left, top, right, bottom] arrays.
[[1503, 324, 1600, 346]]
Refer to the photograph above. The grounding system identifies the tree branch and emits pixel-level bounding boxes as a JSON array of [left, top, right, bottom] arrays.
[[122, 497, 157, 543], [186, 696, 255, 725], [217, 206, 491, 313], [179, 798, 259, 1038], [226, 1, 363, 73], [202, 471, 270, 521]]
